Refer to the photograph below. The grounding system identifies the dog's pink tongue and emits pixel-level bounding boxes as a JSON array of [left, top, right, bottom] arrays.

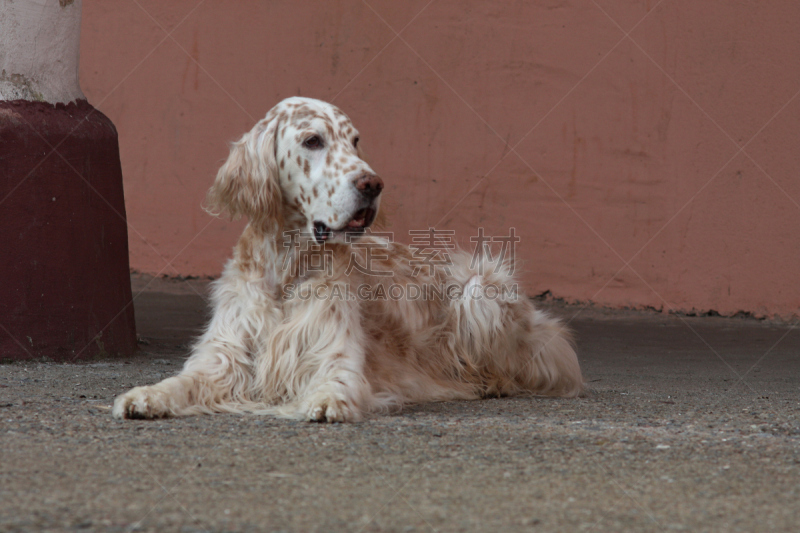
[[347, 216, 366, 228]]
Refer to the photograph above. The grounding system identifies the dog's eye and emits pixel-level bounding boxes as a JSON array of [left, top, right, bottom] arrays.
[[303, 135, 323, 149], [353, 136, 360, 148]]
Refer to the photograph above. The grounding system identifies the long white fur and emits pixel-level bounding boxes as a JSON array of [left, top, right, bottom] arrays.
[[113, 97, 584, 422]]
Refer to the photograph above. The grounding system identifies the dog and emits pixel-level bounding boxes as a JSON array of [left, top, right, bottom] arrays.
[[113, 97, 583, 422]]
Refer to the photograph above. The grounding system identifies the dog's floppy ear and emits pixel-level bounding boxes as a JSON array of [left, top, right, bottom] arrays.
[[205, 116, 282, 226]]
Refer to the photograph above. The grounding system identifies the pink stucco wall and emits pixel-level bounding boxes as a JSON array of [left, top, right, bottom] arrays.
[[79, 1, 800, 319]]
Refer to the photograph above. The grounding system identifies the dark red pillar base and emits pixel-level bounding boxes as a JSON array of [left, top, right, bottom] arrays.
[[0, 100, 136, 361]]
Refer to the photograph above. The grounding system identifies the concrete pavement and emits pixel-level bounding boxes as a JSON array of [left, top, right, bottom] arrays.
[[1, 275, 798, 532]]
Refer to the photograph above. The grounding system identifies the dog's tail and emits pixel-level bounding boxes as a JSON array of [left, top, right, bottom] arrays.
[[449, 256, 584, 398], [517, 309, 583, 397]]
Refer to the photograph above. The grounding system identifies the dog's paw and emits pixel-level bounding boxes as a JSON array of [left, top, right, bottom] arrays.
[[112, 386, 171, 419], [303, 392, 358, 423]]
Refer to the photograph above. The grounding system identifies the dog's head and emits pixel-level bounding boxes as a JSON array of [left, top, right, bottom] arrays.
[[206, 97, 382, 244]]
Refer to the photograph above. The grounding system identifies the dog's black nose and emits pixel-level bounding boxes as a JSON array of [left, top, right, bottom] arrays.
[[354, 174, 384, 199]]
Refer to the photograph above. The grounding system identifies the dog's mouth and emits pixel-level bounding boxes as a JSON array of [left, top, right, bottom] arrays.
[[313, 207, 377, 243]]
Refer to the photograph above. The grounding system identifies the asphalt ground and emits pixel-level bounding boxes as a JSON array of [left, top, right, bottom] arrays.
[[1, 275, 798, 532]]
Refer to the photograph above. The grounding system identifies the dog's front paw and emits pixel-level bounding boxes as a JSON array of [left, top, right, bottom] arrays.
[[112, 386, 171, 419], [303, 392, 359, 423]]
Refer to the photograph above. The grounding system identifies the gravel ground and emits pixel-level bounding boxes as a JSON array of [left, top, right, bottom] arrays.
[[1, 276, 798, 532]]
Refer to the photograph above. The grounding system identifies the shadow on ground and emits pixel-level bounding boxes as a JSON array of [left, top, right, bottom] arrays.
[[1, 275, 798, 532]]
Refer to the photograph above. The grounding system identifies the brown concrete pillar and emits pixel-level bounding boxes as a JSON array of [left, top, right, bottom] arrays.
[[0, 0, 136, 361]]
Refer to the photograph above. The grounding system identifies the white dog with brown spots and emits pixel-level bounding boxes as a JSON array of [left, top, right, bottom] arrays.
[[113, 97, 583, 422]]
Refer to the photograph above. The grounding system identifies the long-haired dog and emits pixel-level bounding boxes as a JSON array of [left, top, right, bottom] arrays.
[[113, 97, 583, 422]]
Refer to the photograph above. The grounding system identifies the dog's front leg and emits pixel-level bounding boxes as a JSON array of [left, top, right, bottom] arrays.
[[112, 333, 252, 419], [112, 285, 276, 419], [301, 334, 369, 423], [270, 292, 371, 422]]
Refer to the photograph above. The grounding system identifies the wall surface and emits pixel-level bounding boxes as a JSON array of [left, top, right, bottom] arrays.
[[79, 1, 800, 318]]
